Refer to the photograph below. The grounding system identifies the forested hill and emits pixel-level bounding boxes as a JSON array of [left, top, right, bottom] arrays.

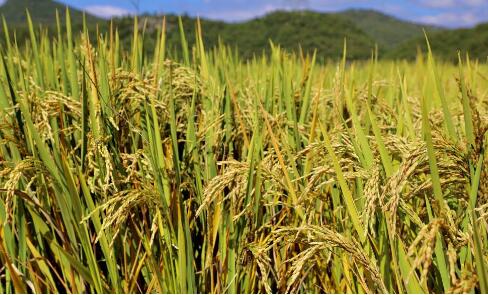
[[1, 0, 486, 61], [115, 11, 376, 60], [387, 22, 488, 61], [113, 10, 440, 60], [0, 0, 99, 25], [337, 9, 441, 49]]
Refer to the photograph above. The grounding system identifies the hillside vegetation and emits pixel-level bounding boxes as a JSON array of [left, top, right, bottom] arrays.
[[114, 10, 442, 60], [388, 23, 488, 61], [0, 0, 472, 61], [114, 12, 377, 60], [338, 9, 441, 49], [0, 0, 98, 25]]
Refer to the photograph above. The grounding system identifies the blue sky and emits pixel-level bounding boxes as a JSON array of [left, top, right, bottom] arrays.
[[57, 0, 488, 28]]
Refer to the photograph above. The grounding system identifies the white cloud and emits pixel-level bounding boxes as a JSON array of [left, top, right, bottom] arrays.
[[200, 4, 280, 21], [84, 5, 132, 19], [415, 0, 487, 8], [283, 0, 310, 9], [416, 0, 456, 8], [412, 0, 486, 26], [198, 0, 371, 21], [417, 11, 481, 27], [464, 0, 487, 6]]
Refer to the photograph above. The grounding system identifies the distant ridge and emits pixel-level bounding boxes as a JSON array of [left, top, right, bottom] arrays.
[[387, 22, 488, 61], [0, 0, 99, 25], [338, 9, 442, 49], [114, 10, 377, 60], [0, 2, 483, 61], [113, 9, 442, 59]]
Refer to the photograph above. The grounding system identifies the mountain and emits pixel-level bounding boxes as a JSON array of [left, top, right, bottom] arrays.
[[0, 0, 99, 25], [1, 1, 479, 61], [214, 11, 376, 59], [114, 9, 444, 60], [387, 22, 488, 61], [338, 9, 442, 49], [116, 11, 377, 60]]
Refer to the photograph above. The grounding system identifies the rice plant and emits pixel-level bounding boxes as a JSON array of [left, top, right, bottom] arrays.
[[0, 11, 487, 293]]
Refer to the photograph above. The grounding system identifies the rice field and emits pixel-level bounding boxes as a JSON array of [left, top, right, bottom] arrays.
[[0, 12, 487, 293]]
